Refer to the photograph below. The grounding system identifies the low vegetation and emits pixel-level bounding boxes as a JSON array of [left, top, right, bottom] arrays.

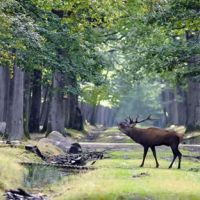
[[45, 147, 200, 200], [0, 142, 62, 196], [0, 126, 200, 199]]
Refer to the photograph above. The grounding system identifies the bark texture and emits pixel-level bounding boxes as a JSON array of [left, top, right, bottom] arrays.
[[6, 64, 24, 140], [24, 72, 31, 138], [66, 96, 83, 131], [161, 87, 187, 126], [47, 71, 65, 134], [29, 69, 42, 133], [0, 66, 10, 122], [185, 30, 200, 130]]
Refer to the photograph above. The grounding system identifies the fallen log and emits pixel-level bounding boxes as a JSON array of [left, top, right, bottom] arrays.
[[5, 188, 47, 200], [25, 145, 46, 160], [24, 144, 104, 166]]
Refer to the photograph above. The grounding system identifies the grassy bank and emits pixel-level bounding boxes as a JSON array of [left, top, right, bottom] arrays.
[[0, 147, 25, 195], [0, 141, 62, 197], [0, 145, 200, 200], [45, 147, 200, 200]]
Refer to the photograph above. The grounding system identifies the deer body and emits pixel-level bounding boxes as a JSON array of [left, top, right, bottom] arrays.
[[118, 116, 183, 169], [125, 127, 181, 146]]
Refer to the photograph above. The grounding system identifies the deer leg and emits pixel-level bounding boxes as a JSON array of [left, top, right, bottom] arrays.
[[140, 146, 149, 167], [168, 147, 177, 169], [151, 146, 159, 168], [177, 149, 182, 169]]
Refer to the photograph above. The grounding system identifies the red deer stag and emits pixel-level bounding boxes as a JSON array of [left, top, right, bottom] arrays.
[[118, 115, 183, 169]]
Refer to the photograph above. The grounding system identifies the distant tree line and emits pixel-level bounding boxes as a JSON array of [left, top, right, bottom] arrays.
[[0, 0, 200, 141]]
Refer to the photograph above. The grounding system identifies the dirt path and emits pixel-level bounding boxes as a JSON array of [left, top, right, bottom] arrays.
[[80, 142, 200, 152]]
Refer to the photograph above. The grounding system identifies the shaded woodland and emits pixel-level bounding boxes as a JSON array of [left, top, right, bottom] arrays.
[[0, 0, 199, 140]]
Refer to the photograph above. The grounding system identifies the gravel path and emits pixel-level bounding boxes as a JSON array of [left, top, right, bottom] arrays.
[[80, 142, 200, 152]]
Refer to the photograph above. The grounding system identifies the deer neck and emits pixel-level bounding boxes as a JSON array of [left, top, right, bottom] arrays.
[[126, 127, 142, 143]]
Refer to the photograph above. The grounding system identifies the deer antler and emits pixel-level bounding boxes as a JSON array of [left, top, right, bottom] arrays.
[[135, 114, 152, 123], [129, 116, 134, 124], [135, 115, 139, 123]]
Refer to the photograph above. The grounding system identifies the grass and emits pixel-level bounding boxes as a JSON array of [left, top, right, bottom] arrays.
[[0, 148, 25, 194], [0, 141, 63, 196], [45, 147, 200, 200], [66, 128, 86, 140], [0, 126, 200, 199]]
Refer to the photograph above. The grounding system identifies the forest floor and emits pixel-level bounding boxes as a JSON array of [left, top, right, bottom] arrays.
[[45, 142, 200, 200], [0, 126, 200, 200]]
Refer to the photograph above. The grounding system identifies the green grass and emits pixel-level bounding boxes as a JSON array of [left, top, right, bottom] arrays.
[[45, 148, 200, 200], [0, 141, 63, 196], [0, 148, 25, 195], [66, 128, 86, 140], [0, 136, 200, 200]]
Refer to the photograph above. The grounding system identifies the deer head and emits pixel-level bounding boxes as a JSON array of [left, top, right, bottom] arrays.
[[118, 115, 152, 132]]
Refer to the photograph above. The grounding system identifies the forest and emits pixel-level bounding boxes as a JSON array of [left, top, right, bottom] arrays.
[[0, 0, 200, 200], [0, 0, 200, 140]]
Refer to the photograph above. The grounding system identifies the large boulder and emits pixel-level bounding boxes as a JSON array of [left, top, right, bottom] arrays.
[[38, 131, 74, 153]]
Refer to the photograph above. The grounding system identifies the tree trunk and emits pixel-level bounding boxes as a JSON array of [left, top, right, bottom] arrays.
[[6, 64, 24, 140], [176, 86, 187, 125], [161, 87, 187, 127], [0, 66, 9, 122], [29, 69, 42, 133], [40, 85, 50, 133], [185, 30, 200, 131], [65, 71, 83, 131], [47, 71, 65, 134], [23, 72, 31, 139], [65, 95, 83, 131], [186, 80, 200, 130], [90, 105, 97, 125]]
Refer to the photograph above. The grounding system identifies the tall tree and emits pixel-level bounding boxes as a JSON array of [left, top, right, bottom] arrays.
[[29, 69, 42, 133], [47, 71, 66, 134], [6, 62, 24, 140], [0, 67, 10, 122]]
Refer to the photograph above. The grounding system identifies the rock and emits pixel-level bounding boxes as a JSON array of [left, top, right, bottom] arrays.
[[0, 121, 6, 135], [38, 131, 74, 153], [68, 143, 82, 154]]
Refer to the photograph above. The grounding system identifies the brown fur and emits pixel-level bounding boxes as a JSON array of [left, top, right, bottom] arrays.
[[118, 123, 183, 169]]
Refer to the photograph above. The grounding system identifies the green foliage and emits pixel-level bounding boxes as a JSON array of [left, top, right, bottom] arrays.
[[1, 0, 199, 108], [118, 0, 200, 83], [81, 83, 112, 106], [0, 0, 128, 101]]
